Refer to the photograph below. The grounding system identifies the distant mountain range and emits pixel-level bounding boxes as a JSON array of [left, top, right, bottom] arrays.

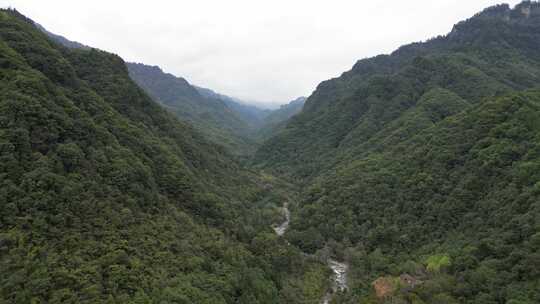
[[127, 63, 305, 154], [35, 22, 305, 156], [194, 85, 272, 129], [126, 62, 258, 155], [256, 97, 306, 140]]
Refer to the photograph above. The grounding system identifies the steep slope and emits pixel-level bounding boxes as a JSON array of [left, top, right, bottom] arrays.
[[36, 22, 298, 156], [36, 22, 90, 50], [0, 9, 328, 303], [291, 90, 540, 303], [255, 2, 540, 303], [127, 63, 258, 156], [255, 2, 540, 178], [34, 23, 265, 156], [257, 97, 306, 140]]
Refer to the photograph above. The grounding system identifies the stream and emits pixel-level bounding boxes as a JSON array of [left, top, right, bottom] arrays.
[[272, 202, 348, 304], [322, 259, 348, 304], [273, 202, 290, 236]]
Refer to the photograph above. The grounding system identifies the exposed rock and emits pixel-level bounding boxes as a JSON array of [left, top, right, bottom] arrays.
[[273, 202, 290, 236], [329, 259, 348, 292], [322, 259, 348, 303], [522, 6, 531, 18]]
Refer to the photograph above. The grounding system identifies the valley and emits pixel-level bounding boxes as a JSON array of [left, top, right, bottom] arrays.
[[1, 1, 540, 304]]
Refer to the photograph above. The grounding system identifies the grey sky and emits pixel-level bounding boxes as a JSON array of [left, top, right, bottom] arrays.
[[0, 0, 522, 107]]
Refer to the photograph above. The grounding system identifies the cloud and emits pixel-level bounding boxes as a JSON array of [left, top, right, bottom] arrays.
[[0, 0, 522, 106]]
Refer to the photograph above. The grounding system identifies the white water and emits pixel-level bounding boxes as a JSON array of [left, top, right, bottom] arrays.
[[273, 202, 290, 236], [328, 259, 348, 292], [322, 259, 349, 303], [272, 202, 348, 304]]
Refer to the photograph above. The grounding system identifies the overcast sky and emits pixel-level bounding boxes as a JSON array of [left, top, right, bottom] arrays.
[[0, 0, 522, 107]]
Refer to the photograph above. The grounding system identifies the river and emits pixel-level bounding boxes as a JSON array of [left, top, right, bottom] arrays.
[[272, 202, 348, 304]]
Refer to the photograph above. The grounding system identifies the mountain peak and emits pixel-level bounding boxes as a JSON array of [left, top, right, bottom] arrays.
[[474, 1, 540, 20], [514, 0, 540, 18], [476, 3, 511, 18]]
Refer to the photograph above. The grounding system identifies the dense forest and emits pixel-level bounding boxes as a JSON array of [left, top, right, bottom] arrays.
[[1, 1, 540, 304], [127, 63, 260, 156], [0, 9, 328, 303], [255, 2, 540, 303], [256, 97, 306, 141], [37, 25, 304, 157], [127, 64, 306, 157]]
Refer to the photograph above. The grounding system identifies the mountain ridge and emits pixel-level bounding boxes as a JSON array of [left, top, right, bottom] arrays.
[[255, 0, 540, 178], [29, 16, 309, 156], [253, 1, 540, 302], [0, 9, 329, 303]]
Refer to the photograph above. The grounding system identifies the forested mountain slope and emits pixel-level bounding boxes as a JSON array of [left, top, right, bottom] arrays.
[[255, 1, 540, 179], [37, 22, 303, 156], [291, 89, 540, 303], [36, 23, 269, 156], [257, 97, 306, 140], [0, 9, 328, 303], [128, 66, 302, 154], [127, 62, 258, 155], [255, 2, 540, 303], [195, 85, 272, 130]]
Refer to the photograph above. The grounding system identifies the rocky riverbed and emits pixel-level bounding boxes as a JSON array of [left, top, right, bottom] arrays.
[[322, 259, 348, 303], [272, 202, 349, 304], [273, 202, 290, 236]]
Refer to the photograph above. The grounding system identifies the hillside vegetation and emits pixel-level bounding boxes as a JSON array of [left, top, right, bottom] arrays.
[[254, 2, 540, 303], [256, 97, 306, 140], [127, 63, 306, 156], [2, 2, 540, 303], [127, 63, 259, 156], [0, 9, 328, 303]]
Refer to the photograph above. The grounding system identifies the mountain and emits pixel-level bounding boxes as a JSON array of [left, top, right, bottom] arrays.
[[195, 86, 272, 129], [257, 97, 306, 140], [127, 66, 307, 154], [0, 9, 328, 303], [291, 89, 540, 303], [4, 2, 540, 303], [34, 21, 90, 50], [126, 62, 258, 156], [255, 2, 540, 303], [256, 2, 540, 178], [33, 20, 266, 156], [34, 21, 304, 156]]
